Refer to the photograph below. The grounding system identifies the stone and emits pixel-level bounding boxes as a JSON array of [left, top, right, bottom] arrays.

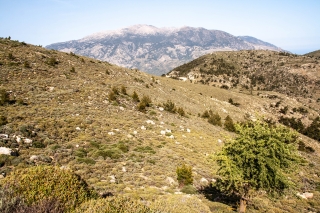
[[166, 177, 176, 185], [30, 155, 38, 161], [0, 147, 12, 155]]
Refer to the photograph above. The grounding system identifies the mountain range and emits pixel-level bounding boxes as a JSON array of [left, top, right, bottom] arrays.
[[46, 25, 283, 75]]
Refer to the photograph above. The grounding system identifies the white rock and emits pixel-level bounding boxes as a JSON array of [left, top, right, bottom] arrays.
[[109, 175, 116, 183], [122, 167, 127, 172], [160, 130, 166, 135], [124, 187, 131, 191], [187, 128, 191, 133], [108, 132, 115, 135], [211, 178, 217, 183], [0, 174, 4, 179], [133, 131, 138, 135], [141, 126, 146, 130], [127, 134, 133, 138], [16, 136, 21, 143], [23, 138, 32, 144], [175, 192, 183, 195], [0, 134, 8, 139], [182, 135, 186, 138], [0, 147, 12, 155], [200, 177, 209, 184], [48, 87, 54, 92], [218, 139, 222, 143], [119, 106, 124, 111], [160, 121, 165, 125], [146, 120, 155, 125], [169, 135, 174, 139], [297, 192, 313, 199], [165, 129, 171, 133], [166, 177, 176, 185], [30, 155, 38, 161], [76, 127, 81, 131], [159, 107, 164, 111]]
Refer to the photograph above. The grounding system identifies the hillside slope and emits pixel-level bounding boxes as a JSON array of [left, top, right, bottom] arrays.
[[1, 38, 320, 212], [46, 25, 283, 75], [168, 50, 320, 111]]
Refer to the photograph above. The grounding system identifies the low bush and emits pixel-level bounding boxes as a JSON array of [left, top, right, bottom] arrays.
[[163, 100, 176, 113], [208, 112, 222, 126], [75, 196, 150, 213], [132, 91, 140, 102], [176, 164, 193, 187], [1, 166, 97, 211], [181, 185, 197, 194]]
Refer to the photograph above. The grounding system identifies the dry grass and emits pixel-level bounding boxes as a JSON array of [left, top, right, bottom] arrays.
[[1, 38, 320, 212]]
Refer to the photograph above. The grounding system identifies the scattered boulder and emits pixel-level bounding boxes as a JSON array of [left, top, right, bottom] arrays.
[[146, 120, 155, 125], [108, 132, 115, 136], [76, 127, 81, 131], [200, 177, 209, 185], [30, 155, 38, 161], [187, 128, 191, 133], [0, 147, 18, 156], [166, 177, 176, 185], [160, 130, 166, 135], [141, 126, 146, 130], [297, 192, 313, 199], [23, 138, 32, 144], [109, 175, 116, 183]]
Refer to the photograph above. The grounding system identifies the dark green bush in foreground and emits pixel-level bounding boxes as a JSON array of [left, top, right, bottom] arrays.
[[1, 166, 97, 212]]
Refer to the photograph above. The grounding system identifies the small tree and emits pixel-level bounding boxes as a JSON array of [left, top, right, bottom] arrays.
[[208, 112, 222, 126], [176, 164, 193, 187], [163, 100, 176, 113], [215, 120, 301, 213], [224, 115, 235, 132], [132, 91, 140, 102]]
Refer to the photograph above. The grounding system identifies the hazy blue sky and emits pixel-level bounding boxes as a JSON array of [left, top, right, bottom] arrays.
[[0, 0, 319, 54]]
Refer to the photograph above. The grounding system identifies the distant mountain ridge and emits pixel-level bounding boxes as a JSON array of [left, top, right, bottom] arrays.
[[46, 25, 284, 75]]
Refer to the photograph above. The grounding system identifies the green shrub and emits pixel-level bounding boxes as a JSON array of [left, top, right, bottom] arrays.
[[70, 67, 75, 73], [228, 98, 240, 107], [24, 61, 31, 68], [177, 107, 185, 116], [137, 95, 152, 112], [46, 57, 58, 66], [0, 115, 8, 126], [163, 100, 176, 113], [201, 110, 210, 118], [0, 89, 10, 106], [77, 158, 96, 165], [111, 86, 119, 95], [0, 184, 25, 213], [181, 185, 197, 194], [132, 91, 140, 102], [134, 146, 156, 154], [108, 90, 117, 101], [75, 196, 151, 213], [224, 115, 235, 132], [208, 112, 222, 126], [120, 85, 127, 95], [176, 164, 193, 187], [1, 166, 97, 211]]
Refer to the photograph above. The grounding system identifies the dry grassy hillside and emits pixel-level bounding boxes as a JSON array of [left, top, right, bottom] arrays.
[[1, 38, 320, 212]]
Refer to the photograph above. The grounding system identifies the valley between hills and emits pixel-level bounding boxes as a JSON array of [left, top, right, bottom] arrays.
[[0, 38, 320, 212]]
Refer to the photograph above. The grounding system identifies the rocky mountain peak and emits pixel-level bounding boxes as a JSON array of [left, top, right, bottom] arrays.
[[46, 25, 284, 75]]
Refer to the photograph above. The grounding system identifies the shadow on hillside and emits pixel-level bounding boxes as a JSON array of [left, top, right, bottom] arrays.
[[198, 185, 239, 210]]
